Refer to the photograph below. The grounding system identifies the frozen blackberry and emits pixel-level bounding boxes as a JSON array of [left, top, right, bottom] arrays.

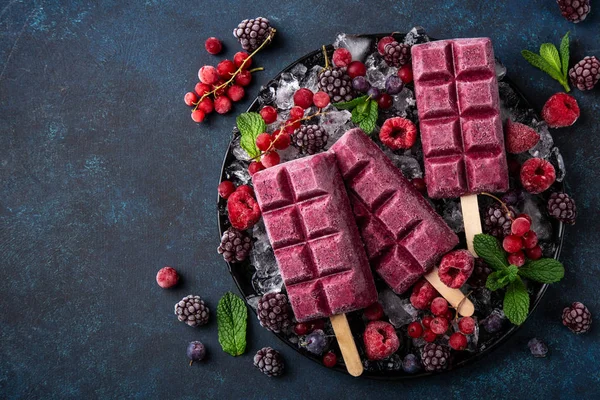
[[569, 56, 600, 91], [556, 0, 591, 23], [562, 302, 592, 334], [382, 353, 402, 371], [233, 17, 274, 52], [175, 295, 210, 327], [318, 67, 354, 103], [292, 124, 328, 155], [468, 258, 493, 287], [254, 347, 284, 377], [483, 204, 516, 238], [528, 338, 548, 358], [257, 292, 292, 333], [421, 343, 450, 372], [217, 227, 252, 263], [383, 41, 411, 67], [547, 192, 577, 225]]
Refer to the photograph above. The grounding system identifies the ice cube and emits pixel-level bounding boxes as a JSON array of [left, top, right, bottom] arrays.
[[442, 199, 465, 233], [521, 194, 553, 241], [246, 295, 260, 311], [379, 289, 419, 328], [250, 221, 284, 294], [403, 26, 430, 46], [275, 72, 300, 110], [289, 63, 308, 79], [365, 53, 398, 89], [549, 146, 566, 182], [303, 65, 323, 93], [231, 134, 251, 161], [495, 58, 507, 81], [381, 147, 422, 179], [391, 87, 417, 117], [225, 160, 251, 185], [320, 109, 353, 148], [257, 83, 277, 107], [528, 120, 554, 159], [333, 33, 373, 62]]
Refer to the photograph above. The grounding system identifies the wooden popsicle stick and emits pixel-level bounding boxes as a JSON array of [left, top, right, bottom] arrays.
[[424, 268, 474, 317], [330, 314, 363, 377], [460, 194, 483, 257]]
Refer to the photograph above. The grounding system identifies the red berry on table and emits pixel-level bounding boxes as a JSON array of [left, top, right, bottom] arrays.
[[520, 158, 556, 194], [191, 109, 205, 122], [226, 85, 245, 102], [379, 117, 417, 150], [293, 88, 314, 109], [398, 64, 413, 83], [214, 96, 232, 114], [248, 161, 265, 176], [217, 59, 236, 79], [422, 328, 437, 343], [198, 97, 214, 114], [363, 321, 400, 360], [261, 151, 280, 168], [294, 322, 309, 336], [255, 133, 272, 151], [411, 177, 427, 193], [156, 266, 179, 288], [195, 82, 211, 97], [430, 317, 449, 335], [332, 48, 352, 67], [505, 119, 540, 154], [198, 65, 219, 85], [511, 217, 531, 236], [503, 235, 524, 253], [204, 37, 222, 55], [508, 250, 526, 267], [313, 91, 331, 108], [236, 185, 254, 197], [522, 230, 538, 249], [363, 302, 384, 321], [526, 245, 543, 260], [323, 351, 338, 368], [438, 250, 475, 289], [410, 279, 439, 309], [378, 36, 395, 55], [259, 106, 278, 124], [235, 70, 252, 86], [289, 106, 305, 120], [217, 180, 236, 199], [377, 93, 393, 109], [407, 321, 424, 338], [184, 91, 198, 106], [347, 60, 367, 78], [233, 51, 252, 69], [458, 316, 476, 335], [449, 332, 468, 351], [272, 131, 291, 150], [542, 93, 580, 128], [430, 297, 449, 317], [422, 315, 434, 329]]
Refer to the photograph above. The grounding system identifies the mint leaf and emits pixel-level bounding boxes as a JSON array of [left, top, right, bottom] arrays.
[[560, 31, 570, 76], [522, 36, 571, 92], [486, 265, 518, 291], [519, 258, 565, 283], [333, 95, 368, 110], [359, 100, 378, 134], [503, 277, 530, 325], [217, 292, 247, 356], [237, 112, 266, 158], [351, 106, 367, 124], [473, 234, 509, 271], [540, 43, 562, 74]]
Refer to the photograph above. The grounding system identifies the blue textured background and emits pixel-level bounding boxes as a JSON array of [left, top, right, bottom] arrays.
[[1, 1, 599, 398]]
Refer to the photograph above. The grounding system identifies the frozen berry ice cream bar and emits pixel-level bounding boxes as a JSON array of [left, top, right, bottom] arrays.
[[330, 129, 459, 294], [252, 152, 377, 322]]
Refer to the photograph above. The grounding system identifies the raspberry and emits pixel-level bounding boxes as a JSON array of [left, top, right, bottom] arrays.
[[421, 343, 450, 372], [542, 93, 580, 128], [184, 92, 198, 106], [198, 97, 214, 114], [505, 120, 540, 154], [227, 85, 245, 102], [547, 192, 577, 225], [313, 91, 330, 108], [379, 117, 417, 150], [423, 329, 437, 343], [458, 316, 475, 334], [235, 70, 252, 86], [216, 60, 236, 79], [526, 246, 543, 260], [557, 0, 591, 23], [569, 56, 600, 91], [332, 48, 352, 67], [522, 230, 538, 249], [198, 65, 219, 85], [248, 161, 265, 176], [430, 317, 449, 335], [289, 106, 304, 120], [503, 235, 523, 253], [511, 217, 531, 236], [255, 133, 272, 152], [236, 185, 254, 197], [508, 251, 526, 267], [261, 151, 280, 168], [430, 297, 449, 317], [233, 51, 251, 69], [347, 60, 366, 78], [293, 88, 314, 109], [191, 110, 205, 123], [410, 279, 439, 309], [218, 180, 236, 199], [449, 332, 468, 351], [407, 321, 424, 338], [422, 315, 434, 329], [438, 250, 475, 289], [195, 82, 211, 97], [520, 158, 556, 194], [272, 131, 291, 150], [377, 36, 395, 55], [363, 321, 401, 360], [259, 106, 278, 124], [323, 352, 337, 368], [377, 93, 393, 109], [363, 302, 384, 321], [562, 302, 592, 334], [227, 190, 261, 230], [398, 64, 413, 83], [156, 266, 179, 288], [204, 37, 222, 55], [411, 178, 426, 193]]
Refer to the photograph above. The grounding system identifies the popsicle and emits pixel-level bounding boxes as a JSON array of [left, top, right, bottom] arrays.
[[330, 129, 473, 316], [252, 151, 377, 376], [412, 38, 508, 254]]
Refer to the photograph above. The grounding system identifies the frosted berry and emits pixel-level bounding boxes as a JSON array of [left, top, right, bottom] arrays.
[[300, 329, 329, 355], [377, 36, 395, 55], [352, 76, 370, 93], [528, 337, 548, 358], [547, 192, 577, 225], [212, 80, 226, 97], [411, 178, 426, 193], [285, 119, 301, 132], [557, 0, 591, 23], [458, 317, 476, 335], [505, 120, 540, 154], [402, 354, 422, 374], [423, 328, 437, 343], [481, 311, 505, 333], [385, 75, 404, 95], [421, 343, 450, 372], [332, 47, 352, 67], [236, 185, 254, 197], [508, 251, 526, 267], [383, 41, 411, 67], [318, 67, 355, 102], [233, 51, 251, 69], [227, 85, 245, 102], [255, 133, 272, 152], [248, 161, 265, 176], [187, 341, 206, 365], [367, 87, 381, 101], [430, 317, 449, 335], [363, 302, 384, 321], [526, 246, 543, 260], [235, 70, 252, 86], [204, 37, 222, 55], [156, 266, 179, 288], [542, 93, 580, 128], [438, 250, 475, 288], [379, 117, 417, 150], [569, 56, 600, 91], [377, 93, 393, 109], [216, 60, 236, 79], [214, 96, 232, 114], [522, 230, 538, 249], [174, 295, 209, 327], [254, 347, 284, 377], [217, 227, 252, 263], [289, 106, 304, 120], [313, 91, 330, 108], [562, 302, 592, 334], [407, 321, 424, 338], [195, 82, 211, 97], [227, 190, 261, 230], [272, 131, 291, 150], [520, 158, 556, 194], [511, 217, 531, 236], [191, 110, 205, 123], [430, 297, 449, 317], [218, 180, 236, 199], [261, 151, 280, 168], [294, 322, 309, 336], [410, 279, 439, 309], [398, 64, 413, 83], [323, 352, 337, 368], [347, 60, 366, 78], [233, 17, 274, 52], [421, 315, 434, 329], [483, 204, 516, 238], [503, 235, 523, 253], [198, 97, 214, 114], [293, 88, 314, 109], [184, 92, 198, 106], [449, 332, 468, 351], [259, 106, 277, 124], [198, 66, 219, 85], [363, 321, 401, 360], [257, 292, 293, 333]]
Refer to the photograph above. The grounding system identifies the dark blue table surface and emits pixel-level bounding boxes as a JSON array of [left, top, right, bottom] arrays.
[[1, 1, 599, 399]]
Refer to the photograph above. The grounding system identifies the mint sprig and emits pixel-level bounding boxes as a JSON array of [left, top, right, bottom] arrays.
[[334, 95, 378, 134], [473, 234, 508, 271], [519, 258, 564, 283], [503, 277, 530, 326], [217, 292, 247, 356], [521, 31, 570, 92], [486, 264, 519, 291], [237, 112, 266, 158]]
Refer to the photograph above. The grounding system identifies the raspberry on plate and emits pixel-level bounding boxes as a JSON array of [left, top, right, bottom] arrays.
[[363, 321, 401, 360], [437, 250, 475, 289], [520, 158, 556, 194], [541, 93, 580, 128], [379, 117, 417, 150], [227, 190, 261, 230], [332, 48, 352, 67], [410, 279, 439, 309], [504, 120, 540, 154]]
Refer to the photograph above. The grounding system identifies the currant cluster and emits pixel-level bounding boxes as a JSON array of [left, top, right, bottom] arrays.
[[502, 214, 542, 265]]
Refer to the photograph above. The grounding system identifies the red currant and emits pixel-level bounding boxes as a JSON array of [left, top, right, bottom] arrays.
[[449, 332, 468, 351], [294, 322, 309, 336], [508, 250, 526, 267], [377, 93, 393, 109], [503, 234, 523, 253], [198, 97, 214, 114], [212, 81, 226, 96], [195, 82, 211, 97], [248, 161, 265, 176], [255, 133, 272, 151], [226, 85, 245, 102], [261, 151, 280, 168], [423, 329, 437, 343], [198, 65, 219, 85], [290, 106, 305, 120], [525, 245, 543, 260], [347, 61, 366, 78], [443, 309, 454, 321], [522, 230, 538, 249], [233, 52, 252, 69], [323, 352, 337, 368], [273, 131, 291, 150], [259, 106, 278, 124], [407, 321, 424, 338], [184, 92, 198, 106], [398, 64, 413, 83], [217, 181, 236, 199], [204, 37, 222, 55], [411, 178, 427, 193], [458, 316, 476, 335], [511, 217, 531, 236], [235, 70, 252, 86], [430, 317, 449, 335], [430, 297, 449, 316], [377, 36, 395, 55], [293, 88, 314, 109], [214, 96, 232, 114], [191, 109, 205, 122], [285, 119, 301, 132], [236, 185, 254, 197], [363, 302, 384, 321], [313, 91, 331, 108], [216, 60, 236, 79], [421, 315, 434, 329], [517, 213, 532, 224]]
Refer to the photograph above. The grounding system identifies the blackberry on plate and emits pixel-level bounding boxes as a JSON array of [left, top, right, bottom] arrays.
[[217, 227, 252, 263], [482, 204, 516, 238], [547, 192, 577, 225], [383, 41, 411, 67], [562, 302, 592, 334], [382, 353, 402, 371], [292, 124, 329, 155], [175, 295, 210, 327], [556, 0, 591, 23], [318, 67, 354, 103], [257, 292, 293, 333], [233, 17, 274, 52], [254, 347, 285, 377], [421, 343, 450, 372], [569, 56, 599, 91], [468, 258, 492, 287]]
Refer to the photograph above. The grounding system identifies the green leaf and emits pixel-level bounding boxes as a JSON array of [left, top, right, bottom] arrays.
[[519, 258, 565, 283], [351, 106, 367, 124], [521, 50, 564, 82], [333, 95, 368, 110], [485, 265, 518, 291], [473, 234, 509, 271], [217, 292, 247, 356], [503, 277, 530, 325], [359, 99, 378, 134], [560, 31, 570, 76], [539, 43, 562, 75], [236, 112, 266, 159]]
